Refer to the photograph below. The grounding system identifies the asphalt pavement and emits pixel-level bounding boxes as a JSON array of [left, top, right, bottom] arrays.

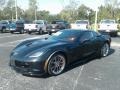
[[0, 33, 120, 90]]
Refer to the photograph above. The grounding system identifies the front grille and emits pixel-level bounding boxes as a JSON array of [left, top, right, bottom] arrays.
[[15, 61, 30, 68]]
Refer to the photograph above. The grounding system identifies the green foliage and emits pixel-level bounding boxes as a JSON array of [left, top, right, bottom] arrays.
[[0, 0, 120, 24]]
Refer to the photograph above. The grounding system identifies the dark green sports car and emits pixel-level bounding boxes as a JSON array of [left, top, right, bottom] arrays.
[[10, 29, 111, 76]]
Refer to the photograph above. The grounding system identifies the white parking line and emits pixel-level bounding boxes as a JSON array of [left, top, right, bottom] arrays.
[[0, 34, 26, 39], [73, 65, 84, 90]]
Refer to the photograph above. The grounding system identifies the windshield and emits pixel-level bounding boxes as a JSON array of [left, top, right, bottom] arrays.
[[0, 21, 8, 24], [48, 30, 81, 42], [76, 20, 89, 24], [51, 20, 65, 24], [34, 20, 43, 24], [101, 20, 115, 24]]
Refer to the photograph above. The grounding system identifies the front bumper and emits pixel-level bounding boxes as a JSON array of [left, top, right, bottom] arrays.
[[28, 29, 38, 32], [98, 30, 118, 33], [47, 28, 60, 32], [98, 30, 118, 35], [10, 59, 46, 76], [10, 28, 24, 32]]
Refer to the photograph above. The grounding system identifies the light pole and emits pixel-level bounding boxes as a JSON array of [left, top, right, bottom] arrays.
[[35, 5, 37, 20], [94, 10, 98, 31], [11, 7, 13, 21], [87, 10, 90, 21], [94, 0, 99, 32], [15, 0, 18, 21]]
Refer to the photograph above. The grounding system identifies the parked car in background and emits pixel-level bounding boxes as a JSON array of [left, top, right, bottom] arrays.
[[47, 20, 70, 33], [98, 19, 119, 36], [0, 20, 13, 33], [9, 22, 16, 31], [10, 29, 111, 76], [71, 20, 89, 30], [10, 20, 25, 34], [24, 20, 48, 34]]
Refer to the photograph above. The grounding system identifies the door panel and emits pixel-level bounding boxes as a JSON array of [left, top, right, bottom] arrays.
[[77, 32, 96, 58]]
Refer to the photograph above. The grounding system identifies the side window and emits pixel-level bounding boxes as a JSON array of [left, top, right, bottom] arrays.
[[79, 32, 93, 42]]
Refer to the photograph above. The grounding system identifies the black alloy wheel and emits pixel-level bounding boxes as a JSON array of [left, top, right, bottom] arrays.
[[100, 43, 110, 57], [47, 54, 66, 76]]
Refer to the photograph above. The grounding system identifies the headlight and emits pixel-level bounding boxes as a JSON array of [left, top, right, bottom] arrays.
[[29, 51, 44, 58]]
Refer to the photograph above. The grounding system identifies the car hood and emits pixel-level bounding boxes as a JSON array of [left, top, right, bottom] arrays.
[[12, 39, 67, 57]]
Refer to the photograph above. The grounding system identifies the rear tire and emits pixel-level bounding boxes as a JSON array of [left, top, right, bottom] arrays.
[[47, 54, 66, 76], [10, 31, 14, 34], [112, 32, 117, 37], [99, 43, 110, 57], [20, 29, 24, 34], [1, 28, 6, 33], [39, 30, 43, 35], [28, 31, 31, 34], [48, 31, 52, 35]]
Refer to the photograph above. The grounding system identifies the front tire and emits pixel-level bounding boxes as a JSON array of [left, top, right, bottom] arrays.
[[47, 54, 66, 76], [28, 31, 31, 34], [1, 28, 6, 33], [39, 30, 43, 35], [112, 32, 117, 37], [20, 29, 24, 34], [10, 31, 14, 34]]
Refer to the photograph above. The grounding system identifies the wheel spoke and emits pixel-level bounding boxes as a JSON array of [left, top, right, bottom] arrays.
[[102, 43, 109, 57], [49, 55, 66, 75]]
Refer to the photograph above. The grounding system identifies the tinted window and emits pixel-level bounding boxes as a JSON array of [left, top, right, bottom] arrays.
[[0, 21, 8, 24], [51, 20, 65, 24], [80, 32, 93, 42], [16, 20, 24, 24], [92, 31, 100, 37], [48, 30, 82, 42], [34, 21, 43, 24], [76, 21, 89, 24], [101, 20, 115, 24]]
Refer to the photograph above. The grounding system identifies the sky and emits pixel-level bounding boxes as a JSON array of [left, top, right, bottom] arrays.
[[17, 0, 105, 14]]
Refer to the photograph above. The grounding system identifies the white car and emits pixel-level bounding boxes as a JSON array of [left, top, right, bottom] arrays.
[[71, 20, 89, 30], [24, 20, 48, 34], [98, 19, 119, 36]]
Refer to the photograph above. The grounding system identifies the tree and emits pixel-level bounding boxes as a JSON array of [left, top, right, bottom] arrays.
[[0, 0, 24, 20], [97, 0, 120, 22], [6, 0, 15, 20], [60, 7, 74, 22], [104, 0, 120, 18], [59, 0, 79, 22], [7, 0, 15, 8], [77, 5, 95, 24], [0, 0, 6, 20], [37, 10, 49, 20], [26, 0, 37, 20]]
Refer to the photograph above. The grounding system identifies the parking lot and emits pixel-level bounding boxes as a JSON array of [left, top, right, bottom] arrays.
[[0, 33, 120, 90]]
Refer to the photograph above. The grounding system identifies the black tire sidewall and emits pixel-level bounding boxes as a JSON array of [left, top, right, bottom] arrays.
[[20, 29, 24, 34], [39, 30, 43, 35]]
